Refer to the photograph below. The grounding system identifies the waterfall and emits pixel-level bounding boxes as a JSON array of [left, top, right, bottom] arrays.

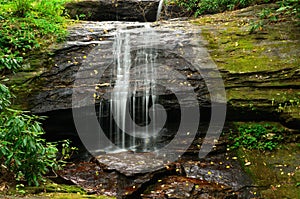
[[156, 0, 164, 21], [101, 25, 159, 152], [112, 31, 131, 149]]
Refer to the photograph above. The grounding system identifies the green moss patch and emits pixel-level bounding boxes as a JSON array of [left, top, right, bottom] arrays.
[[1, 181, 115, 199], [193, 5, 300, 73], [237, 143, 300, 198]]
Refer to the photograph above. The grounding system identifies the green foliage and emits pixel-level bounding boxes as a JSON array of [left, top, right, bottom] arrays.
[[0, 0, 70, 73], [172, 0, 299, 19], [0, 84, 72, 186], [276, 0, 300, 16], [171, 0, 201, 15], [0, 56, 23, 72], [0, 1, 74, 186], [249, 0, 300, 33], [172, 0, 257, 16], [0, 84, 12, 109], [229, 123, 284, 150], [197, 0, 253, 15], [0, 109, 59, 186], [277, 98, 300, 113], [13, 0, 34, 17]]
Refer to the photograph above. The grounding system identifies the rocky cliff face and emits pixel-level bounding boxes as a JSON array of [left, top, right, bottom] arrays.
[[24, 20, 227, 152], [29, 20, 223, 114], [65, 0, 160, 22]]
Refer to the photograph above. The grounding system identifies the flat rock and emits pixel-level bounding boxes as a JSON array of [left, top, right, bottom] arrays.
[[96, 152, 167, 176]]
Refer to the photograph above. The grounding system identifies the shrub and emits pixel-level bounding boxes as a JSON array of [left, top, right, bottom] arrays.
[[0, 0, 69, 73], [249, 0, 300, 33], [229, 123, 284, 150], [0, 84, 70, 186], [0, 84, 12, 109], [172, 0, 257, 16], [13, 0, 34, 17]]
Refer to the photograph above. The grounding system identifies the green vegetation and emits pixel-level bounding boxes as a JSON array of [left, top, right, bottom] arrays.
[[250, 0, 300, 33], [0, 84, 72, 186], [0, 0, 70, 73], [172, 0, 299, 18], [192, 2, 300, 73], [0, 0, 74, 189], [171, 0, 260, 16], [3, 180, 116, 198], [229, 123, 285, 150]]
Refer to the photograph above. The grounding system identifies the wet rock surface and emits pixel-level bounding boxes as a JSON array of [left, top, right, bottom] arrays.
[[28, 20, 218, 114], [57, 150, 255, 198], [140, 176, 237, 199], [56, 133, 255, 198], [24, 14, 300, 131], [65, 0, 186, 22], [96, 152, 166, 176], [57, 161, 118, 196]]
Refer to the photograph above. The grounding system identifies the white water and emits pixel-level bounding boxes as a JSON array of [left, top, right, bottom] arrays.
[[100, 25, 159, 152], [112, 31, 131, 149], [156, 0, 164, 21]]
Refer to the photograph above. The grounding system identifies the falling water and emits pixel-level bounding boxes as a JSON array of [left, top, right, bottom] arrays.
[[99, 25, 160, 152], [156, 0, 164, 21], [112, 31, 131, 149]]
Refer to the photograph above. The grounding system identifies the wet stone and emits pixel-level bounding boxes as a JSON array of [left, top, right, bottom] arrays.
[[55, 145, 257, 199], [95, 152, 167, 176], [140, 175, 236, 199], [57, 162, 118, 196], [28, 20, 215, 114], [181, 153, 252, 191]]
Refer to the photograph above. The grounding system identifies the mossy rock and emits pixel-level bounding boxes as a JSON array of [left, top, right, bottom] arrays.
[[237, 143, 300, 198], [192, 4, 300, 128]]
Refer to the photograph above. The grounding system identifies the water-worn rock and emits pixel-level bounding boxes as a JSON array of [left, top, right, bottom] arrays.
[[96, 152, 166, 176], [65, 0, 161, 22], [24, 20, 226, 159], [57, 151, 255, 198], [29, 20, 220, 114]]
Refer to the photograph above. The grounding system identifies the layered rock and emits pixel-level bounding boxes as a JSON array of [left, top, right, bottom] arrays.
[[29, 20, 223, 114], [65, 0, 161, 22]]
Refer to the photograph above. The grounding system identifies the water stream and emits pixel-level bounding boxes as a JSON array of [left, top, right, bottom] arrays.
[[156, 0, 164, 21], [98, 25, 162, 152]]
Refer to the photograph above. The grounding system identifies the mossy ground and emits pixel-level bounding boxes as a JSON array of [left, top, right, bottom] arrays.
[[237, 143, 300, 198], [222, 121, 299, 198], [1, 181, 115, 199], [1, 193, 114, 199]]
